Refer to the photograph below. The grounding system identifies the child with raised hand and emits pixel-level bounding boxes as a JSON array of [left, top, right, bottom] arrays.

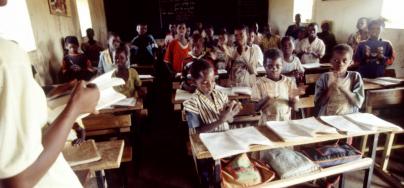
[[183, 59, 242, 133], [253, 49, 305, 124], [315, 44, 365, 116]]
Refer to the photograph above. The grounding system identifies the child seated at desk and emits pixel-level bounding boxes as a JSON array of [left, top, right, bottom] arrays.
[[112, 45, 142, 98], [183, 59, 242, 133], [181, 33, 215, 93], [253, 49, 304, 124], [280, 36, 304, 81], [60, 36, 96, 82], [314, 44, 364, 116]]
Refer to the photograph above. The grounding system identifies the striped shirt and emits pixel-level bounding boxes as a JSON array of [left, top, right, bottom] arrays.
[[183, 89, 229, 132], [252, 76, 297, 124]]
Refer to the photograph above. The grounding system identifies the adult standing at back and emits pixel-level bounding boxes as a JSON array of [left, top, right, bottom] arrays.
[[285, 14, 305, 39]]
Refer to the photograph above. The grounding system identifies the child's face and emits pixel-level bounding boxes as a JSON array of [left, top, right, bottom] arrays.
[[218, 34, 228, 44], [331, 51, 352, 73], [192, 39, 204, 56], [115, 51, 127, 69], [137, 25, 148, 35], [265, 57, 283, 79], [177, 24, 187, 37], [234, 29, 247, 46], [109, 36, 121, 50], [247, 32, 255, 45], [358, 19, 368, 30], [66, 43, 79, 54], [195, 68, 215, 95], [369, 24, 382, 39], [281, 40, 294, 55], [307, 25, 318, 38]]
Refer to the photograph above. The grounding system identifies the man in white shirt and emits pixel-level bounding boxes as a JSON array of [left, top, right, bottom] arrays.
[[296, 23, 326, 65]]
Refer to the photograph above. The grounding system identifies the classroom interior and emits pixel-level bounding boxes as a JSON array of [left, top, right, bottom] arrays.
[[1, 0, 404, 187]]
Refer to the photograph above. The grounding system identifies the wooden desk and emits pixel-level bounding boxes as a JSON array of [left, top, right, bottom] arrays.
[[190, 126, 385, 188], [73, 140, 124, 188]]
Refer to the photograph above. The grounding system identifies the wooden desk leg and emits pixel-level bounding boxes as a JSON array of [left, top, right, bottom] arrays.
[[339, 173, 345, 188], [360, 135, 368, 154], [363, 133, 379, 188], [381, 132, 395, 172], [214, 159, 221, 188], [96, 170, 106, 188]]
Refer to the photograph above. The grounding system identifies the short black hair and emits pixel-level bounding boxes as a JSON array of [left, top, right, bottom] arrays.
[[115, 44, 128, 57], [64, 36, 79, 46], [333, 43, 353, 57], [368, 19, 385, 29], [264, 48, 283, 66], [190, 59, 213, 80], [234, 24, 247, 32], [108, 31, 120, 39], [280, 36, 294, 47], [356, 17, 369, 28], [308, 22, 318, 28], [191, 33, 205, 45]]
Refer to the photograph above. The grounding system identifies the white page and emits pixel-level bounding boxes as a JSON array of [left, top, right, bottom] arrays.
[[344, 113, 402, 132], [231, 87, 252, 96], [363, 78, 397, 87], [226, 127, 273, 147], [257, 66, 266, 74], [266, 121, 313, 142], [215, 85, 233, 96], [139, 74, 154, 79], [112, 97, 136, 107], [376, 77, 404, 84], [175, 89, 193, 101], [218, 69, 228, 75], [290, 117, 338, 136], [199, 132, 247, 160], [320, 115, 373, 135], [302, 63, 321, 69]]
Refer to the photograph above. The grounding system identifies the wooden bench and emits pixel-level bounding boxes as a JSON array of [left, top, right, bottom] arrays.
[[361, 87, 404, 172]]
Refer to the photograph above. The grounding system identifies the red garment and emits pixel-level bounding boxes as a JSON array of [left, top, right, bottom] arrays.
[[164, 39, 191, 73]]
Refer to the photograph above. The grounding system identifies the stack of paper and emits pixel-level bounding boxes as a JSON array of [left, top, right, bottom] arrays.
[[344, 113, 402, 132], [199, 127, 273, 159], [112, 97, 137, 107], [319, 115, 375, 135], [63, 139, 101, 166], [139, 74, 154, 79]]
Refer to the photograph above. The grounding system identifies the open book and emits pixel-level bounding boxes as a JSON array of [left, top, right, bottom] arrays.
[[199, 127, 273, 160], [266, 117, 338, 142], [344, 113, 402, 132], [139, 74, 154, 79], [63, 139, 101, 166], [257, 66, 266, 74], [363, 77, 404, 87], [215, 85, 252, 96], [319, 115, 375, 135], [47, 69, 126, 127], [112, 97, 136, 107]]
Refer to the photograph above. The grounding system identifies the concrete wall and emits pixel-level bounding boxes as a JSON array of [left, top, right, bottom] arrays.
[[269, 0, 404, 77], [26, 0, 107, 85]]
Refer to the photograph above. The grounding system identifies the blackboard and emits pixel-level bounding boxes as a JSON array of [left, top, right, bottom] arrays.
[[159, 0, 196, 27]]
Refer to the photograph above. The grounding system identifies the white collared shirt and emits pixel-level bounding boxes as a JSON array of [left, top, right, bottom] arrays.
[[296, 37, 325, 64]]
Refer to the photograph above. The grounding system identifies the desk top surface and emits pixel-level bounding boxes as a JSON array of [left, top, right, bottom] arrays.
[[72, 140, 124, 171], [190, 126, 385, 159]]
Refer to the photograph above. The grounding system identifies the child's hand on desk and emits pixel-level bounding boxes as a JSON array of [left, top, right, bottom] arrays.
[[67, 81, 100, 116], [290, 84, 308, 98]]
